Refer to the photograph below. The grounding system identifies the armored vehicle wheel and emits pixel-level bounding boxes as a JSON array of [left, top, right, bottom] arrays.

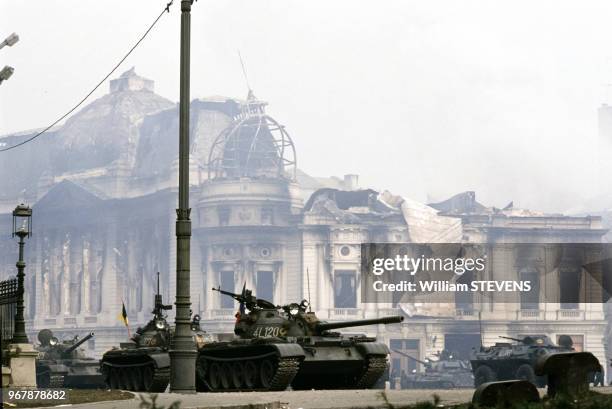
[[244, 361, 257, 388], [143, 366, 154, 391], [515, 364, 536, 384], [260, 359, 275, 389], [474, 365, 497, 387], [231, 362, 244, 388], [208, 362, 222, 390]]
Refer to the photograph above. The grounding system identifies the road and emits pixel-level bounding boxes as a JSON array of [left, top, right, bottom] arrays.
[[27, 387, 612, 409]]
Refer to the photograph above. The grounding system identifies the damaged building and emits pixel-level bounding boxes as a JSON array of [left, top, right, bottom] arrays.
[[0, 69, 609, 382]]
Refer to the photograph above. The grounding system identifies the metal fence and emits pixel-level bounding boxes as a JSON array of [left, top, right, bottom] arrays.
[[0, 277, 17, 364]]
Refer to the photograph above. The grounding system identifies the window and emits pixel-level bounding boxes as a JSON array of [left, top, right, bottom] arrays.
[[257, 271, 274, 303], [520, 270, 540, 310], [334, 270, 357, 308], [261, 207, 273, 225], [218, 206, 230, 226], [560, 269, 581, 309], [219, 271, 235, 309], [455, 270, 474, 311]]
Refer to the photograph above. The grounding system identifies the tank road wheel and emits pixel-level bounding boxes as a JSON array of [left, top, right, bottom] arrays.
[[196, 358, 208, 392], [515, 364, 537, 384], [131, 368, 144, 391], [120, 368, 131, 390], [208, 362, 222, 390], [36, 367, 51, 388], [123, 368, 134, 391], [259, 359, 276, 389], [474, 365, 497, 387], [244, 361, 257, 389], [109, 368, 120, 389], [231, 362, 245, 389], [142, 366, 154, 391], [220, 363, 232, 390]]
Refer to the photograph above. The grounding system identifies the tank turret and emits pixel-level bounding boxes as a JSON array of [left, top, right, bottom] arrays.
[[392, 348, 474, 389], [213, 286, 403, 339]]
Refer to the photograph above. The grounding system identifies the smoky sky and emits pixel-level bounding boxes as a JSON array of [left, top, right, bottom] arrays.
[[1, 0, 612, 214]]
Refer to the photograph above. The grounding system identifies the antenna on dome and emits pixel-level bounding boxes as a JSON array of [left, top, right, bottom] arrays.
[[237, 50, 252, 96]]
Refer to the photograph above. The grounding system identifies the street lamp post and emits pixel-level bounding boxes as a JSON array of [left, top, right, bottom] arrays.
[[0, 33, 19, 50], [1, 32, 19, 85], [169, 0, 197, 393], [0, 66, 14, 84], [11, 203, 32, 344]]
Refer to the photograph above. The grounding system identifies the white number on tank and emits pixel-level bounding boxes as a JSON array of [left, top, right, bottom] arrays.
[[253, 326, 281, 337]]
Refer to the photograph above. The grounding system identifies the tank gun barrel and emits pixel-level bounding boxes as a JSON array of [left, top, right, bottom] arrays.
[[499, 336, 524, 343], [63, 332, 94, 355], [392, 349, 429, 366], [316, 315, 404, 332]]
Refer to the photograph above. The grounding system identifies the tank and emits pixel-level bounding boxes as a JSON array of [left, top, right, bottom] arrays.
[[470, 335, 575, 387], [35, 330, 105, 388], [393, 349, 474, 389], [100, 273, 206, 392], [196, 286, 403, 392]]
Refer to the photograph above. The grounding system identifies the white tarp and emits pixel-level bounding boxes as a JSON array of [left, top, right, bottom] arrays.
[[378, 190, 463, 243]]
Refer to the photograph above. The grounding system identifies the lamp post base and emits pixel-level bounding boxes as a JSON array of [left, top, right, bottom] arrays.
[[7, 343, 38, 388], [169, 346, 197, 393]]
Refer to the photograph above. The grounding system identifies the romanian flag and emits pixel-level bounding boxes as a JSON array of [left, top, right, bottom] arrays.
[[121, 302, 129, 326], [120, 301, 131, 338]]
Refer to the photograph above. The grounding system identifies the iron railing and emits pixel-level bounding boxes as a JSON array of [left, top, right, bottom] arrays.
[[0, 277, 18, 365]]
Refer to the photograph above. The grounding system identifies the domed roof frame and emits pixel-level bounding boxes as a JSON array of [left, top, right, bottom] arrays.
[[207, 96, 297, 181]]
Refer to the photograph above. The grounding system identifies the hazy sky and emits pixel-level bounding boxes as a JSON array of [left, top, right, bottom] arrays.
[[2, 1, 612, 213]]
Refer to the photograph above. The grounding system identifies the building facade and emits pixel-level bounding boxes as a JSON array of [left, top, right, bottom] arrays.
[[0, 70, 609, 382]]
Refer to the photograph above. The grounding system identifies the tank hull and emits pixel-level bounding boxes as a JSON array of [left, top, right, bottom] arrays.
[[196, 341, 304, 392], [100, 348, 170, 392], [36, 360, 105, 389], [291, 341, 389, 390]]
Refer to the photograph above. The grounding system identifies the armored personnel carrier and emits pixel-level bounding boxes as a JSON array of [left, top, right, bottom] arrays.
[[470, 335, 574, 387], [196, 286, 403, 392], [35, 330, 104, 388], [100, 273, 207, 392], [393, 349, 473, 389]]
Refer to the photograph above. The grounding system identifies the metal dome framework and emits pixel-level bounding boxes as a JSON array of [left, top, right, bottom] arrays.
[[207, 94, 297, 180]]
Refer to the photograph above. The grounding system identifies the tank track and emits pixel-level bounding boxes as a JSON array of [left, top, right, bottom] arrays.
[[149, 366, 170, 392], [49, 374, 65, 388], [268, 357, 301, 391], [356, 356, 388, 389], [102, 363, 169, 392]]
